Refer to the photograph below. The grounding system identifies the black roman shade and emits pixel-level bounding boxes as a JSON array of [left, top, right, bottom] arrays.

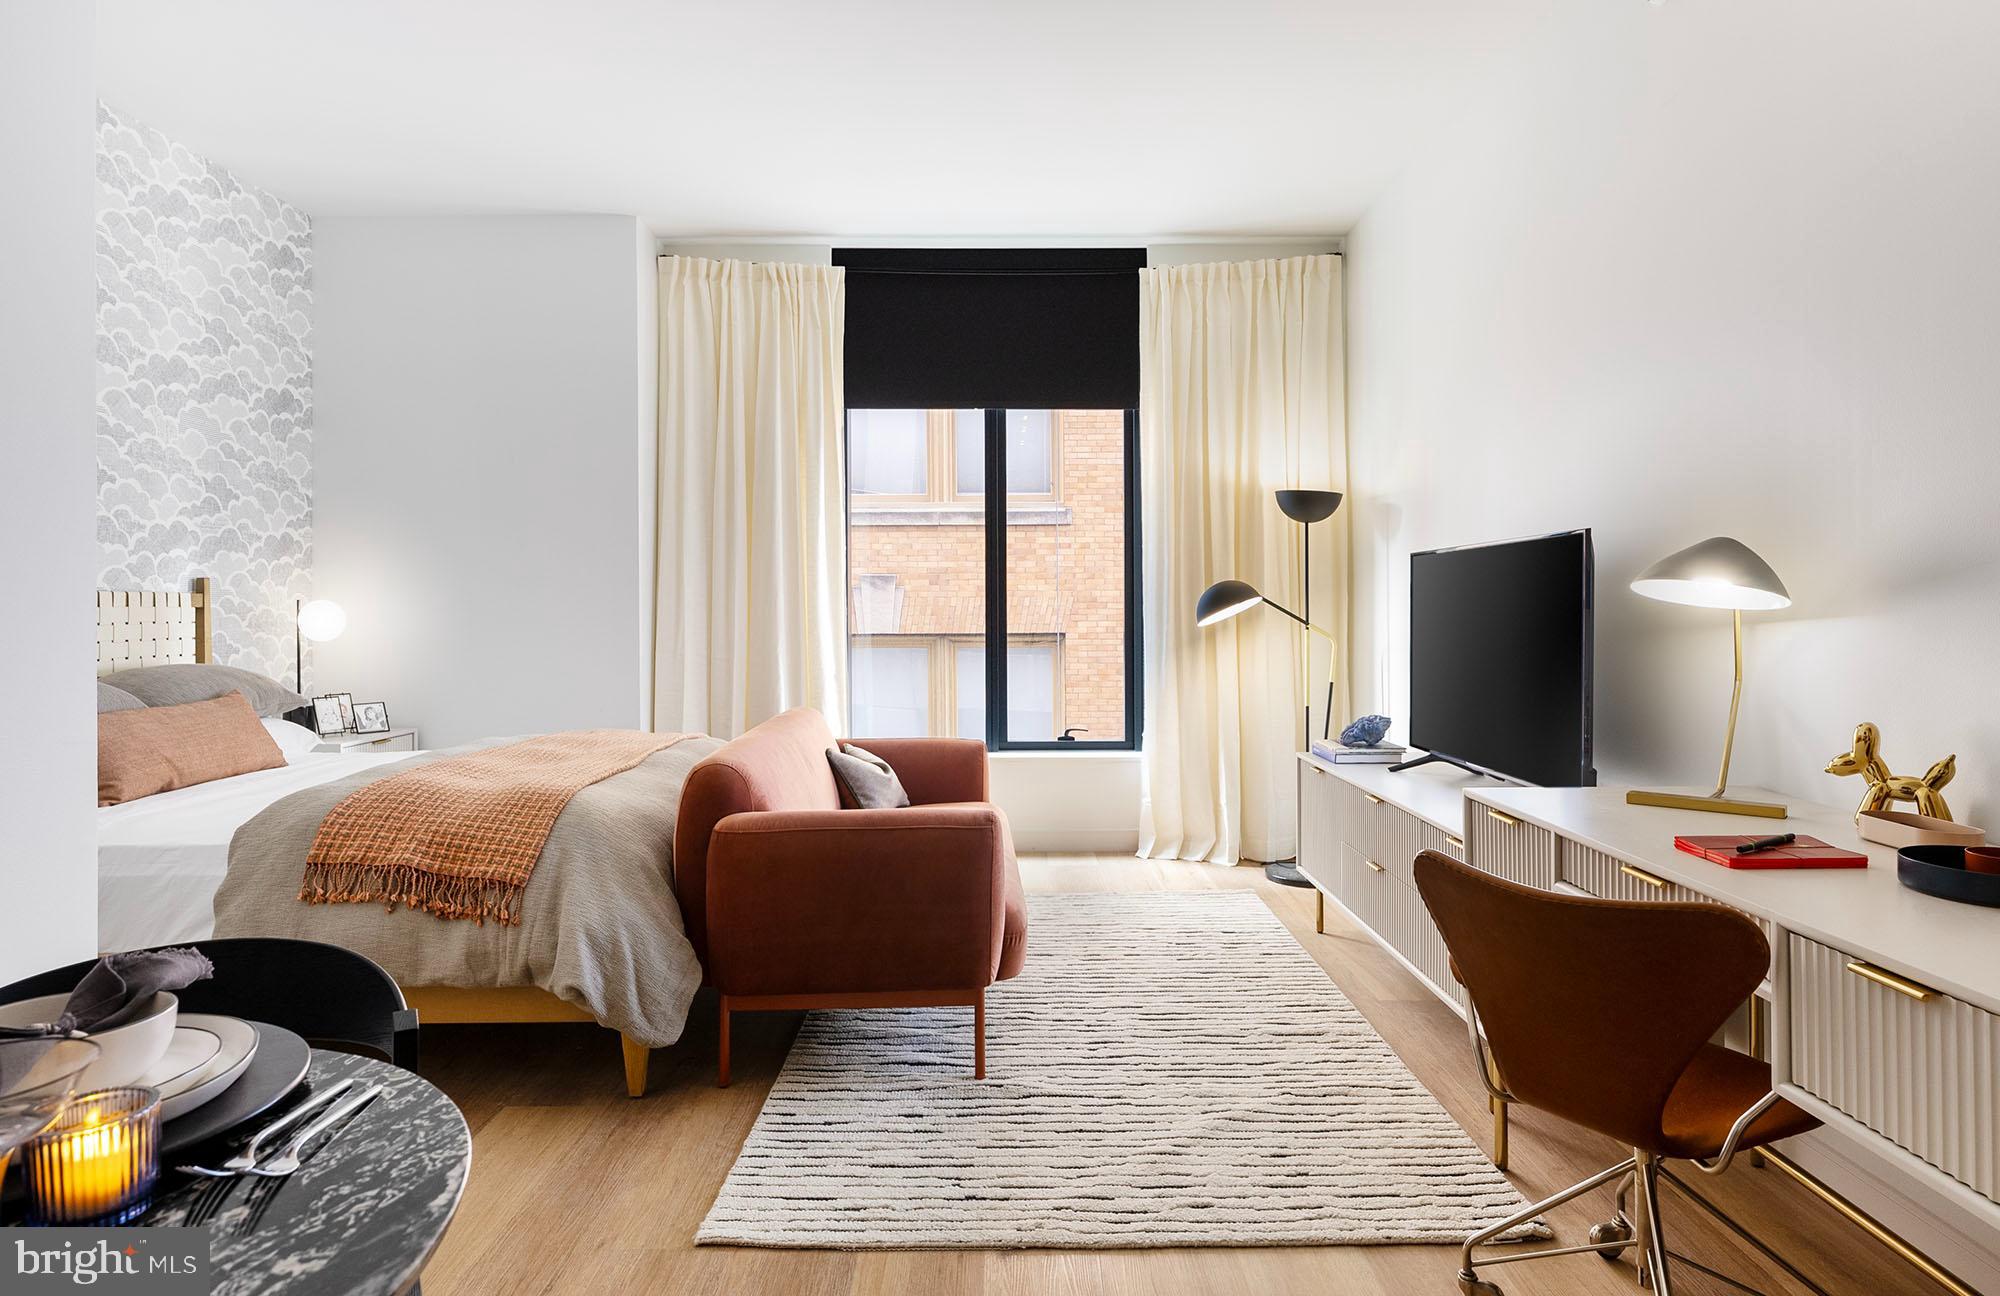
[[834, 247, 1144, 409]]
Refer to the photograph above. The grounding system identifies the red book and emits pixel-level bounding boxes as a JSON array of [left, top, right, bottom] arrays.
[[1673, 834, 1868, 870]]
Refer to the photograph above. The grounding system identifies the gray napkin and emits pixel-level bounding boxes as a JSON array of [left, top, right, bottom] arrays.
[[54, 948, 215, 1034]]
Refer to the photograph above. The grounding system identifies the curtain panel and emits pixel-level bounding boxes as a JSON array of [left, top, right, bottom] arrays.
[[653, 256, 847, 737], [1138, 255, 1349, 864]]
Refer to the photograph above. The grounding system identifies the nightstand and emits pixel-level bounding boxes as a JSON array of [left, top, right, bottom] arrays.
[[313, 726, 419, 754]]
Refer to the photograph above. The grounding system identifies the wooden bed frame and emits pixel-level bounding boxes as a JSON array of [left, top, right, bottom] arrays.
[[99, 578, 658, 1098]]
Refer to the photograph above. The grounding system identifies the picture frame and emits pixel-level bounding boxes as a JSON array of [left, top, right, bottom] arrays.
[[334, 692, 356, 731], [352, 701, 392, 735], [311, 695, 347, 736]]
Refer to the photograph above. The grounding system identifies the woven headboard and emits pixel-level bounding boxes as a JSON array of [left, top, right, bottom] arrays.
[[96, 577, 212, 676]]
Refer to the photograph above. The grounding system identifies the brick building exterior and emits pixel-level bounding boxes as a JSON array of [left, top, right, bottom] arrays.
[[849, 409, 1127, 741]]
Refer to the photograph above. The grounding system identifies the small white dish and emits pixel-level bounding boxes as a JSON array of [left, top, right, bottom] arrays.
[[0, 991, 178, 1089], [160, 1015, 260, 1121], [139, 1027, 222, 1092]]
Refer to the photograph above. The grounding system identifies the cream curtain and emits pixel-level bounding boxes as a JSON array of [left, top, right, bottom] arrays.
[[653, 256, 847, 737], [1138, 255, 1348, 864]]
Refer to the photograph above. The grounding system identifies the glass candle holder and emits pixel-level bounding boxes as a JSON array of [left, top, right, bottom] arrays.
[[24, 1087, 161, 1225]]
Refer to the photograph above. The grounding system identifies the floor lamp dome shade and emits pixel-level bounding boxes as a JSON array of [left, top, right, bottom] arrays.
[[1630, 537, 1790, 611], [1275, 489, 1343, 524], [1195, 580, 1264, 627], [296, 600, 349, 642]]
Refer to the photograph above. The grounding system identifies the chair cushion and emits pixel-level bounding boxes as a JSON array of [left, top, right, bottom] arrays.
[[1658, 1043, 1821, 1160], [827, 743, 912, 809]]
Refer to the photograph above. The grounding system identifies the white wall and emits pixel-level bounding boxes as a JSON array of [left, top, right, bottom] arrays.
[[0, 2, 97, 977], [1347, 0, 2000, 825], [313, 215, 654, 747]]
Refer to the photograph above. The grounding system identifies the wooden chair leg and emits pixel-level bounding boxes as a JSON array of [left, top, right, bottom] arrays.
[[717, 995, 732, 1089], [973, 989, 986, 1080], [620, 1033, 650, 1099]]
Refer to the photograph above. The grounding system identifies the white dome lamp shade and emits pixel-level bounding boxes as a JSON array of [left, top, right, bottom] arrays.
[[294, 599, 347, 695], [1626, 537, 1790, 819]]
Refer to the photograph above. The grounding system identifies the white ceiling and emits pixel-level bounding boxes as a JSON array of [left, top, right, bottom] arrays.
[[95, 0, 1553, 238]]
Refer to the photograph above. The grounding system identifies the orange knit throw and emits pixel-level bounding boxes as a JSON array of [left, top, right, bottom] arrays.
[[300, 730, 690, 925]]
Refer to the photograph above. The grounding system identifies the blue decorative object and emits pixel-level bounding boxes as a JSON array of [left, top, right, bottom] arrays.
[[1340, 715, 1393, 747]]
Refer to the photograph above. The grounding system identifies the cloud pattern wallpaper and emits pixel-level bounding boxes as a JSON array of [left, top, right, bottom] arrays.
[[95, 102, 313, 683]]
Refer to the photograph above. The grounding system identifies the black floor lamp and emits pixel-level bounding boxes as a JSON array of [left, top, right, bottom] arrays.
[[1194, 488, 1343, 888]]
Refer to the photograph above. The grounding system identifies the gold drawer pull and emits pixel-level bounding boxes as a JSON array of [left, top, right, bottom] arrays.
[[1619, 863, 1667, 890], [1445, 835, 1465, 851], [1486, 809, 1521, 827], [1364, 793, 1384, 805], [1365, 859, 1386, 873], [1846, 961, 1939, 1003]]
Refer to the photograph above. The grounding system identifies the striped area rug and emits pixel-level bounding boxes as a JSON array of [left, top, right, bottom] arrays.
[[697, 890, 1547, 1249]]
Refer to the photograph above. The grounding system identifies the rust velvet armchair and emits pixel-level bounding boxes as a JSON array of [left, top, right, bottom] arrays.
[[673, 709, 1028, 1086]]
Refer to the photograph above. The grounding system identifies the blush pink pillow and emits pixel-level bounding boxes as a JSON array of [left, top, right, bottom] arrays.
[[98, 691, 286, 806]]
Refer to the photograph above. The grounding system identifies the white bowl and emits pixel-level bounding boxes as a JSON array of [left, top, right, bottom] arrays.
[[0, 992, 178, 1089]]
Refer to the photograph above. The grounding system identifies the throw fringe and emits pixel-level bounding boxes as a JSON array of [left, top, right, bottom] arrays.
[[300, 860, 522, 927]]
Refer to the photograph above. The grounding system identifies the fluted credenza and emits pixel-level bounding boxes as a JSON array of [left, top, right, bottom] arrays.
[[1298, 751, 2000, 1296]]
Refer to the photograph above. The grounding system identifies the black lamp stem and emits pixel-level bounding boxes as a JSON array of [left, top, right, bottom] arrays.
[[1302, 519, 1311, 746]]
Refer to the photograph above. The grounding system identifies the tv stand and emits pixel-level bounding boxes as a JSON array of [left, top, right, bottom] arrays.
[[1387, 750, 1483, 777]]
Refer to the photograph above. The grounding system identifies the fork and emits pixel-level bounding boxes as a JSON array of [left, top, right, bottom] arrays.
[[176, 1078, 357, 1177], [244, 1084, 383, 1177]]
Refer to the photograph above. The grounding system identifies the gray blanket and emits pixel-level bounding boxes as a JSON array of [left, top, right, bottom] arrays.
[[213, 735, 721, 1047]]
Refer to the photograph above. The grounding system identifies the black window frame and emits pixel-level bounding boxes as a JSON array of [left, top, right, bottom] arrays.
[[843, 407, 1142, 753]]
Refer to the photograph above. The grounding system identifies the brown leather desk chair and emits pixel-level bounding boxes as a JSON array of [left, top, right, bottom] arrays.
[[1414, 849, 1825, 1296]]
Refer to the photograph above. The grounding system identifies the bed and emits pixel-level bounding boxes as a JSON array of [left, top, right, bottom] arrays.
[[94, 580, 715, 1096]]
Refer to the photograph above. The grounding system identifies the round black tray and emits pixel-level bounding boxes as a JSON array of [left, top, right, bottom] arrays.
[[1897, 844, 2000, 908]]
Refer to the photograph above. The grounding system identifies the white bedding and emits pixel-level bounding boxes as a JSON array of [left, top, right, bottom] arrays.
[[96, 752, 416, 951]]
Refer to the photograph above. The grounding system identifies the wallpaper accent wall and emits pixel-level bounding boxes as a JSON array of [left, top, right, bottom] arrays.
[[95, 103, 313, 683]]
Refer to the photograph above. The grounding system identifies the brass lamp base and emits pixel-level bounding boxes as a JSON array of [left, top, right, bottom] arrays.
[[1626, 788, 1788, 819]]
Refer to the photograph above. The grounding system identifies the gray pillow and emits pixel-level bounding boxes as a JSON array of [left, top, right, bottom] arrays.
[[827, 743, 912, 810], [97, 681, 147, 713], [99, 664, 309, 720]]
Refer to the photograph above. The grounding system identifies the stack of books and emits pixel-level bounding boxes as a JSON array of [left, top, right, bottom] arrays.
[[1310, 738, 1408, 765]]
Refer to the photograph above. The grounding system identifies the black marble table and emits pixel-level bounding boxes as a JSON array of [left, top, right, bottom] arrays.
[[143, 1051, 470, 1296]]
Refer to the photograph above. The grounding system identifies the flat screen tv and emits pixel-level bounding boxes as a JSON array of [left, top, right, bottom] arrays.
[[1406, 530, 1596, 787]]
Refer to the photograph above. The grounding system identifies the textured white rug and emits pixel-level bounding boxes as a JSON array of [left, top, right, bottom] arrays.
[[697, 890, 1547, 1249]]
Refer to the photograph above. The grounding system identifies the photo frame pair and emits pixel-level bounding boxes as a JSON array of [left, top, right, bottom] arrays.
[[311, 693, 391, 737]]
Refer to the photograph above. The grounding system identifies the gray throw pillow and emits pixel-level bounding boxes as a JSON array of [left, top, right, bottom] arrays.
[[99, 664, 310, 720], [97, 681, 147, 713], [827, 743, 912, 810]]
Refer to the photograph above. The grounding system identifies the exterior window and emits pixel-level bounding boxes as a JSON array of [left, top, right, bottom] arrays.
[[848, 635, 1062, 741], [847, 409, 1137, 750], [847, 409, 929, 498]]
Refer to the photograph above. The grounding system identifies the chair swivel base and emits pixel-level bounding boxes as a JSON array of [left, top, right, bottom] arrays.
[[1263, 858, 1313, 888]]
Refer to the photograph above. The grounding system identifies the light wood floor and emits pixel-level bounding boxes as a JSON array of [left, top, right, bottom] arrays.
[[419, 855, 1918, 1296]]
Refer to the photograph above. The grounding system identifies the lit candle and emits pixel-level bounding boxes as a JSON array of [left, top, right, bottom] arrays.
[[26, 1088, 160, 1225]]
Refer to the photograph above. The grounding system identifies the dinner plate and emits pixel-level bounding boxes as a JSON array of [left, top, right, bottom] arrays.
[[137, 1026, 221, 1094], [160, 1021, 309, 1156], [158, 1015, 259, 1121]]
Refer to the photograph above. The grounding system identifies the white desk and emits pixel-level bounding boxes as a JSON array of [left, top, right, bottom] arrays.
[[1300, 756, 2000, 1294]]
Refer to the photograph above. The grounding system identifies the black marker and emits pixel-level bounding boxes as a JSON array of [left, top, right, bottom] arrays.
[[1736, 832, 1797, 855]]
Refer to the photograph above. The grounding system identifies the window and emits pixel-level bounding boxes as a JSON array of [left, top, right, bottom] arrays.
[[849, 635, 1062, 741], [847, 408, 1138, 750], [848, 408, 1054, 506]]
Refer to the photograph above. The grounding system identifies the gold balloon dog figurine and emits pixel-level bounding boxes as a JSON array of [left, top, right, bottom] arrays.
[[1825, 722, 1956, 821]]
